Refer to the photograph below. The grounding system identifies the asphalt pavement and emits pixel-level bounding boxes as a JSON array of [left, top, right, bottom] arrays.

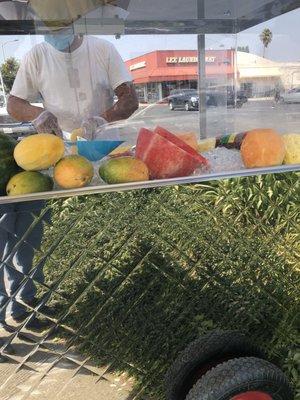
[[130, 100, 300, 138], [1, 100, 300, 139]]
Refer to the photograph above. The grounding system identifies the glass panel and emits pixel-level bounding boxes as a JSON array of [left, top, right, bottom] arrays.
[[0, 1, 298, 205]]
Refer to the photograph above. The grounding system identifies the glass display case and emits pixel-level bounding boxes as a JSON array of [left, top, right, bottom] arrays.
[[0, 2, 299, 400], [0, 0, 299, 204]]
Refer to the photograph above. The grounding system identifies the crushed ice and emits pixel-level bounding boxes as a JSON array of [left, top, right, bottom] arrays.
[[201, 147, 245, 173]]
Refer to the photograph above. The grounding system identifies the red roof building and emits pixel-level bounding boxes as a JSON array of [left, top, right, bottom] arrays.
[[125, 50, 236, 102]]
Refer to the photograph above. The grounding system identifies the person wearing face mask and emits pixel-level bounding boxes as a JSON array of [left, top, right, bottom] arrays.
[[1, 20, 138, 330], [7, 26, 139, 138]]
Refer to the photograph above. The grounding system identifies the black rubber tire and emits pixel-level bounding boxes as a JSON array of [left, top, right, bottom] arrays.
[[165, 330, 265, 400], [169, 101, 175, 110], [185, 357, 294, 400]]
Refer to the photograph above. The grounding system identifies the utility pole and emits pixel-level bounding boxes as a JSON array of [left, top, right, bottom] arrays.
[[197, 0, 207, 139]]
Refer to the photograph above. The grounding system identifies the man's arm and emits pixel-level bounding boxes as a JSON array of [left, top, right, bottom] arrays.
[[7, 95, 62, 136], [101, 82, 139, 123], [7, 95, 44, 122]]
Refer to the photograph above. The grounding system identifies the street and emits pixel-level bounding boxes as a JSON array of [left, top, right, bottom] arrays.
[[1, 100, 300, 139], [130, 100, 300, 138]]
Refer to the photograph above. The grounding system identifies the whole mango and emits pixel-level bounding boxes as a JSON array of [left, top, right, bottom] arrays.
[[0, 132, 20, 195], [14, 133, 64, 171], [54, 155, 94, 189], [7, 171, 53, 196], [99, 157, 149, 184]]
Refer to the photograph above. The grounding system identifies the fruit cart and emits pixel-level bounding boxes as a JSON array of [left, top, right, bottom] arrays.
[[0, 1, 299, 400]]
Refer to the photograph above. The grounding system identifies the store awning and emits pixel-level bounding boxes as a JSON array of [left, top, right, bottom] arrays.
[[133, 67, 198, 84], [132, 66, 234, 84]]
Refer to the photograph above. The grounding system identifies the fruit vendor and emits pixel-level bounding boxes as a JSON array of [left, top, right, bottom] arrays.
[[7, 28, 139, 138], [1, 25, 138, 327]]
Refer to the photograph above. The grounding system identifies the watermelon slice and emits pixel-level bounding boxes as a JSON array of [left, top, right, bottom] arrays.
[[136, 126, 208, 179]]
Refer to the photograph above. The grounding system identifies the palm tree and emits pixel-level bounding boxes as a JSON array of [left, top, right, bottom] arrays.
[[260, 28, 273, 58]]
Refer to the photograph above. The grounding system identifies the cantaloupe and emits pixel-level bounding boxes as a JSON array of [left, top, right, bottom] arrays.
[[176, 133, 198, 151], [241, 129, 285, 168], [14, 134, 64, 171]]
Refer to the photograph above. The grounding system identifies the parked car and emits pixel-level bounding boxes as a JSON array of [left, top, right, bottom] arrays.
[[227, 88, 248, 108], [168, 89, 247, 111], [279, 87, 300, 103]]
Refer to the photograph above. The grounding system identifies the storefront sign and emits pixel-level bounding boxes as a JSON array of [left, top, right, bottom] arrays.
[[166, 56, 216, 64], [130, 61, 146, 71]]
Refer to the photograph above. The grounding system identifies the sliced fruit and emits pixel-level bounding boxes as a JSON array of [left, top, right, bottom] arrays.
[[176, 133, 198, 151], [136, 126, 208, 179], [109, 145, 133, 158], [70, 128, 84, 155], [198, 138, 216, 152], [282, 133, 300, 164]]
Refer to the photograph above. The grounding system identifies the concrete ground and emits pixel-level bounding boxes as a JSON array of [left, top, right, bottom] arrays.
[[2, 100, 300, 137], [0, 325, 135, 400], [131, 99, 300, 137]]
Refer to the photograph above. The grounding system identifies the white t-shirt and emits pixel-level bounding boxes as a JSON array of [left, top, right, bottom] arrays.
[[11, 36, 132, 132]]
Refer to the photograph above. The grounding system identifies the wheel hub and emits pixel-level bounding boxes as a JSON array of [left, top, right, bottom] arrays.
[[231, 392, 272, 400]]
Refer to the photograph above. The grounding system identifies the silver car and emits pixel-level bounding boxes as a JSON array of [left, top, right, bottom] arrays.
[[280, 87, 300, 103]]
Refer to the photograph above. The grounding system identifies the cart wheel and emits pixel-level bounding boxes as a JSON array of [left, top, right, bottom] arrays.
[[165, 330, 265, 400], [185, 357, 293, 400]]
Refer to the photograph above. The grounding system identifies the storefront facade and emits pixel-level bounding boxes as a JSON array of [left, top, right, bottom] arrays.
[[125, 50, 235, 103], [126, 50, 300, 102]]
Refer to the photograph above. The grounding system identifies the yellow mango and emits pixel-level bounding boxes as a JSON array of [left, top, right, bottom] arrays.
[[99, 157, 149, 184], [14, 134, 64, 171], [54, 155, 94, 189]]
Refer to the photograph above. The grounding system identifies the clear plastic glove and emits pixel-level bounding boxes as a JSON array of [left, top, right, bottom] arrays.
[[32, 110, 63, 137], [81, 116, 108, 140]]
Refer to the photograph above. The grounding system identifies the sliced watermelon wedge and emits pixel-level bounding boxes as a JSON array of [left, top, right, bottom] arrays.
[[136, 126, 208, 179]]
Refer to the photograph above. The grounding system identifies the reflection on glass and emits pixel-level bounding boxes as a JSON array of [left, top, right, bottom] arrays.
[[0, 3, 298, 400], [0, 2, 298, 202]]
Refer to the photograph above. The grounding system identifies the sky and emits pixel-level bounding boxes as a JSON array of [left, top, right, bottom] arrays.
[[0, 7, 300, 64]]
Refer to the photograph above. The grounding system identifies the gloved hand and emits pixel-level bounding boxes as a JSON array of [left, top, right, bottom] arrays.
[[81, 116, 108, 140], [32, 110, 63, 137]]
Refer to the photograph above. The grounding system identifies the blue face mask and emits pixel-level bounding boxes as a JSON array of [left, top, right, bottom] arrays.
[[44, 29, 75, 51]]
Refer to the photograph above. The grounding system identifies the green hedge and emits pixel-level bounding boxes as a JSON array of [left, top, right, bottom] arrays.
[[37, 173, 299, 399]]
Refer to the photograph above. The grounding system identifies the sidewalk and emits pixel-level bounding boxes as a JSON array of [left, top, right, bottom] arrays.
[[0, 331, 135, 400]]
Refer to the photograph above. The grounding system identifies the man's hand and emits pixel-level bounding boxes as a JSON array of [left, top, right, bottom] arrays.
[[32, 110, 63, 137], [81, 116, 107, 140], [7, 96, 62, 137], [102, 82, 139, 123]]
